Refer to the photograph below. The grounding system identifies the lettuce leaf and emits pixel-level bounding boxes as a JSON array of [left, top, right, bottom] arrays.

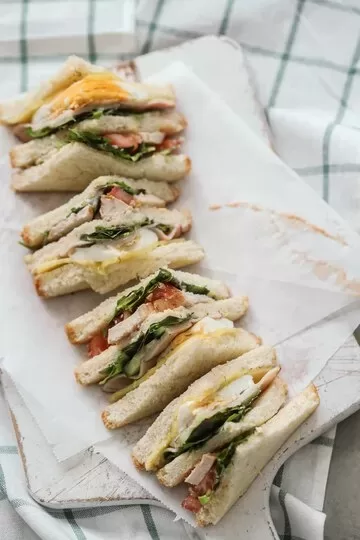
[[66, 129, 156, 162], [26, 109, 107, 139], [79, 218, 151, 244], [104, 180, 146, 196], [26, 126, 54, 139], [110, 269, 213, 328], [164, 396, 259, 463]]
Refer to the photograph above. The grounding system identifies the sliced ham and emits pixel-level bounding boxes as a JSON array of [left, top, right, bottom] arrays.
[[12, 123, 32, 142], [182, 465, 217, 514], [185, 454, 216, 485], [107, 186, 134, 205], [258, 366, 280, 391], [154, 224, 182, 240], [107, 303, 155, 345], [48, 205, 94, 243]]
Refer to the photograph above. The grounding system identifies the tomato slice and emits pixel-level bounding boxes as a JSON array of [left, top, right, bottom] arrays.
[[107, 186, 134, 205], [105, 132, 142, 149], [181, 495, 202, 513], [146, 283, 185, 311], [87, 333, 109, 358], [156, 137, 182, 151]]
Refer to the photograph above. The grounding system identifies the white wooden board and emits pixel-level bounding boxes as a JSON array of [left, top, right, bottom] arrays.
[[3, 36, 360, 540]]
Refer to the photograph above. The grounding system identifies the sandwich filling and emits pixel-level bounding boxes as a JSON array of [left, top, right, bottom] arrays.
[[29, 73, 176, 133], [101, 316, 235, 397], [32, 219, 184, 276], [110, 316, 234, 403], [40, 180, 165, 247], [181, 433, 254, 513], [20, 73, 183, 161], [86, 268, 217, 359], [156, 368, 280, 513], [99, 313, 194, 393]]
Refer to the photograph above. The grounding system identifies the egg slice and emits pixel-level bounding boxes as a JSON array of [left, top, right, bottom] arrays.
[[69, 228, 158, 264], [31, 73, 176, 131], [190, 317, 234, 335], [175, 374, 259, 447]]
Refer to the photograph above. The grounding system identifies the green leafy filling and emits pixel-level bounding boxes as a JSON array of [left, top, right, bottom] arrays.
[[155, 223, 174, 235], [79, 218, 151, 244], [26, 126, 54, 139], [99, 314, 192, 383], [214, 430, 255, 486], [104, 180, 146, 196], [195, 430, 256, 506], [66, 129, 156, 162], [198, 494, 211, 505], [26, 109, 111, 139], [164, 394, 259, 463], [181, 282, 211, 296], [110, 268, 212, 326]]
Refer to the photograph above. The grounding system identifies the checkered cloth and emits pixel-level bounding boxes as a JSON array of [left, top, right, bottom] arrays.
[[1, 0, 359, 538]]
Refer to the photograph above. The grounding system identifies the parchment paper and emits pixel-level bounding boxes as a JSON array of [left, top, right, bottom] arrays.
[[1, 62, 360, 523]]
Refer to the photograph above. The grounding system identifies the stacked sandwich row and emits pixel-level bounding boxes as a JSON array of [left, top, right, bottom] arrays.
[[4, 56, 190, 192], [1, 56, 320, 527]]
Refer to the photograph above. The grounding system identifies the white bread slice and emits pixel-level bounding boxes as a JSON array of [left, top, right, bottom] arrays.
[[12, 142, 191, 192], [21, 176, 179, 249], [156, 377, 287, 483], [10, 136, 60, 168], [74, 297, 250, 385], [101, 328, 261, 429], [76, 110, 186, 135], [196, 384, 320, 526], [33, 240, 204, 297], [65, 269, 231, 344], [0, 56, 101, 125], [132, 346, 278, 472]]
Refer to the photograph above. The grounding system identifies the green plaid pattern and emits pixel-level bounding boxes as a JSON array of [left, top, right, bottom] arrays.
[[1, 0, 359, 538]]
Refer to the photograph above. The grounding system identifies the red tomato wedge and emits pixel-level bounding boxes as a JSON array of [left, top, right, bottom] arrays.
[[181, 495, 202, 513], [105, 132, 142, 149], [107, 186, 134, 205], [156, 136, 182, 151], [87, 333, 109, 358], [146, 283, 185, 311]]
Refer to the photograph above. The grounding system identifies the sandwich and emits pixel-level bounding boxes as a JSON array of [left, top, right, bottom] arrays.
[[132, 351, 319, 526], [132, 346, 284, 473], [98, 315, 260, 429], [66, 268, 233, 346], [2, 56, 190, 191], [73, 287, 250, 388], [25, 208, 203, 297], [21, 175, 180, 249], [180, 384, 319, 526]]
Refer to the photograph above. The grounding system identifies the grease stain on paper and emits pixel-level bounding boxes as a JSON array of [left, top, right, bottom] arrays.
[[293, 251, 360, 296], [220, 201, 347, 246]]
